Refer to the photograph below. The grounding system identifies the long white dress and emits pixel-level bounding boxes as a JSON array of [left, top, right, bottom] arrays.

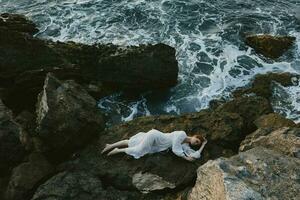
[[125, 129, 201, 159]]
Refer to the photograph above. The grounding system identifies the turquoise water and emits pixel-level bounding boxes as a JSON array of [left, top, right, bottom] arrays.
[[1, 0, 300, 123]]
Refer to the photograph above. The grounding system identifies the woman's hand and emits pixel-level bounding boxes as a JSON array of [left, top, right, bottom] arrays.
[[203, 138, 208, 145], [184, 156, 195, 162]]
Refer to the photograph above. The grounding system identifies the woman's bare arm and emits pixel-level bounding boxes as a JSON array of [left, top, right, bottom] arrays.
[[198, 139, 208, 154]]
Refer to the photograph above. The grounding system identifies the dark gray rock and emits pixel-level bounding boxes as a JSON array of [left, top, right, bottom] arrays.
[[35, 73, 105, 162], [31, 171, 146, 200], [6, 153, 54, 200], [0, 99, 26, 177]]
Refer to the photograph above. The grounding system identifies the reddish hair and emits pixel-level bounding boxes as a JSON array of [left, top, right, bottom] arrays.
[[193, 134, 205, 145]]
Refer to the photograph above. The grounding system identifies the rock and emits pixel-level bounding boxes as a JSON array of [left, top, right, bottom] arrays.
[[233, 72, 300, 99], [31, 171, 145, 200], [0, 13, 178, 114], [52, 41, 178, 92], [216, 96, 273, 134], [188, 147, 300, 200], [50, 108, 244, 197], [240, 127, 300, 158], [245, 34, 296, 59], [254, 113, 296, 129], [14, 111, 36, 151], [0, 99, 26, 177], [96, 43, 178, 92], [132, 172, 176, 194], [38, 90, 276, 197], [0, 13, 38, 35], [0, 177, 9, 200], [6, 153, 54, 200], [35, 73, 105, 162]]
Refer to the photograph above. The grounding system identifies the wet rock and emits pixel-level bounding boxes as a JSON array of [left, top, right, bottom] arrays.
[[0, 99, 26, 177], [188, 147, 300, 200], [245, 34, 296, 59], [35, 73, 105, 162], [6, 153, 54, 200], [254, 113, 296, 129], [0, 13, 178, 114], [31, 171, 144, 200], [233, 72, 300, 99], [0, 13, 38, 35], [240, 127, 300, 158]]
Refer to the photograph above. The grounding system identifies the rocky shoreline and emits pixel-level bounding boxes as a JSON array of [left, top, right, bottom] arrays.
[[0, 13, 299, 200]]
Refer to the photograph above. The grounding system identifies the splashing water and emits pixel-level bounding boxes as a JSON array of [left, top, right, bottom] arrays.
[[272, 80, 300, 123], [1, 0, 300, 124]]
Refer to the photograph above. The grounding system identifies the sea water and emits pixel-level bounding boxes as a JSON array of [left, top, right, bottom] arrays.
[[1, 0, 300, 124]]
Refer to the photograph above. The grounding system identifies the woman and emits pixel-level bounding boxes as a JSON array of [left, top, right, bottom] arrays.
[[101, 128, 207, 162]]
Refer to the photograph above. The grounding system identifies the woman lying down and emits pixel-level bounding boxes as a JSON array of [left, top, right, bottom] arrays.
[[101, 129, 207, 162]]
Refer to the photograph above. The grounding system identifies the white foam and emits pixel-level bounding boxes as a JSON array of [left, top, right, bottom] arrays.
[[1, 0, 300, 123], [272, 80, 300, 123]]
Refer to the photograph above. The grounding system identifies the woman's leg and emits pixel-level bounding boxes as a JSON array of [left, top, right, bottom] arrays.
[[101, 139, 129, 154], [107, 147, 127, 156]]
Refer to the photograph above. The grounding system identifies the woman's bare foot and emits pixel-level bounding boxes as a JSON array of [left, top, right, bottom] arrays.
[[107, 148, 119, 156], [101, 144, 112, 154]]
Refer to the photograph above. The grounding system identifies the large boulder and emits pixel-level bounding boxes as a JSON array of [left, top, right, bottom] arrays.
[[188, 147, 300, 200], [31, 171, 147, 200], [35, 73, 105, 162], [245, 34, 296, 59], [0, 99, 26, 177], [5, 153, 54, 200], [240, 127, 300, 158], [0, 13, 178, 114]]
